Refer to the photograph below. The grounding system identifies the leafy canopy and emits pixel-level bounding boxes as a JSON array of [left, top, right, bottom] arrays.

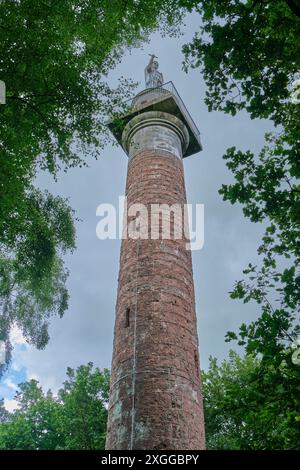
[[0, 189, 76, 376], [203, 350, 300, 449], [0, 363, 110, 450]]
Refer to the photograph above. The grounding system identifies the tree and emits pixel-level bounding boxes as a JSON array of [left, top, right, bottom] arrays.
[[0, 0, 184, 372], [0, 0, 183, 189], [0, 0, 184, 255], [182, 0, 300, 121], [57, 363, 110, 450], [181, 0, 300, 370], [203, 350, 300, 450], [0, 189, 76, 376], [0, 399, 9, 424], [0, 363, 110, 450]]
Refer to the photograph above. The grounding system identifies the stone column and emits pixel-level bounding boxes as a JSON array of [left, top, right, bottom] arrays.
[[106, 106, 205, 450]]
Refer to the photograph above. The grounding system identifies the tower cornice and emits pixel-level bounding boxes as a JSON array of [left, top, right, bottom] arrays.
[[108, 81, 203, 158]]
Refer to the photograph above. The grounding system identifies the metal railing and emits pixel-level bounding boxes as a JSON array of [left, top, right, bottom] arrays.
[[119, 81, 201, 139]]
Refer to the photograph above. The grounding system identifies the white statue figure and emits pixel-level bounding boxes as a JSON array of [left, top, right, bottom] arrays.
[[145, 54, 164, 88]]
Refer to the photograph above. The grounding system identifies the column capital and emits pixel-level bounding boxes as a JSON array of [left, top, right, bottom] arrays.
[[122, 110, 189, 159]]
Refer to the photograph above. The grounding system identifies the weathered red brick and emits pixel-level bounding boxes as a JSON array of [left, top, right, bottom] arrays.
[[106, 149, 205, 450]]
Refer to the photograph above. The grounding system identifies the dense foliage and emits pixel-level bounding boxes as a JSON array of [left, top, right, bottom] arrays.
[[203, 351, 300, 449], [0, 189, 75, 376], [0, 363, 109, 450]]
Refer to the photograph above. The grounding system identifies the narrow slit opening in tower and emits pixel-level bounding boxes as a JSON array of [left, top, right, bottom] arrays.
[[125, 308, 130, 328], [194, 349, 199, 370]]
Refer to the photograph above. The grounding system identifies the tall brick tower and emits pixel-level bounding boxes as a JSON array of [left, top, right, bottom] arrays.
[[106, 56, 205, 450]]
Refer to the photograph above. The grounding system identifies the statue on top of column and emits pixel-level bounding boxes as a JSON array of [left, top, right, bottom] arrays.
[[145, 54, 164, 89]]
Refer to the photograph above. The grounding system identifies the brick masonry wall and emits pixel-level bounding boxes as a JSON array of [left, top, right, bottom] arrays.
[[106, 149, 205, 450]]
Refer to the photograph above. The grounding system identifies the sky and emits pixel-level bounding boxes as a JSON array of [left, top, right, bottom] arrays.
[[0, 13, 273, 410]]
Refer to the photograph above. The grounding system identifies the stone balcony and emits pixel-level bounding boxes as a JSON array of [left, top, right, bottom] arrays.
[[108, 81, 203, 158]]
